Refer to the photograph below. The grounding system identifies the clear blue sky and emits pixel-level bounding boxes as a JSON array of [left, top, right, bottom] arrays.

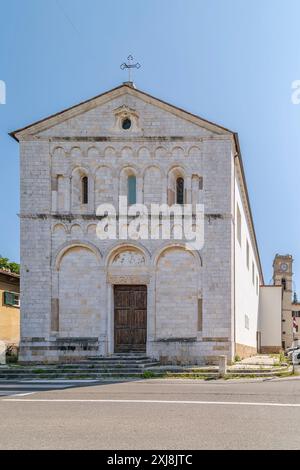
[[1, 0, 300, 291]]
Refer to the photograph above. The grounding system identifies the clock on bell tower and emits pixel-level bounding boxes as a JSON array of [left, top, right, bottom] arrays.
[[273, 254, 293, 292]]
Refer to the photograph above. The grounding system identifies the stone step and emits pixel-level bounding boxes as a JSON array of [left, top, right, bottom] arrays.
[[3, 365, 288, 374], [80, 359, 157, 365], [0, 372, 161, 380], [0, 368, 155, 375], [227, 369, 289, 375], [5, 363, 159, 372], [0, 368, 291, 380], [77, 362, 157, 366], [0, 373, 220, 380], [87, 356, 150, 362]]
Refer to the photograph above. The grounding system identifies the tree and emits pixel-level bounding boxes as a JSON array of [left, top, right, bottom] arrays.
[[0, 256, 20, 275]]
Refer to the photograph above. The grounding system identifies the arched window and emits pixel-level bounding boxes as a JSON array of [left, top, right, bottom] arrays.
[[176, 177, 184, 204], [81, 176, 88, 204], [282, 278, 287, 291], [127, 175, 137, 205]]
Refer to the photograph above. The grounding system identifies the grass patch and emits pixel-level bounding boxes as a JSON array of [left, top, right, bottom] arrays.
[[142, 370, 156, 378]]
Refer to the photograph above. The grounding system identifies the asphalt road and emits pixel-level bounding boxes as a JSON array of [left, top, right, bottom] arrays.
[[0, 377, 300, 450]]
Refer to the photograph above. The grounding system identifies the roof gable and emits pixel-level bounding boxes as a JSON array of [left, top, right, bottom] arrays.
[[10, 84, 234, 141]]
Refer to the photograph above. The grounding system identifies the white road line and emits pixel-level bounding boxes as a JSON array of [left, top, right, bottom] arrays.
[[3, 392, 35, 398], [2, 398, 300, 407]]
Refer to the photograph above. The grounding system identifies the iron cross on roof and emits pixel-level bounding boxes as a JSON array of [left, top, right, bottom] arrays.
[[120, 55, 141, 83]]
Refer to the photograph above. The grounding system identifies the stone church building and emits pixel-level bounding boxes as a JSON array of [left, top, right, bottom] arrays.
[[11, 82, 265, 364]]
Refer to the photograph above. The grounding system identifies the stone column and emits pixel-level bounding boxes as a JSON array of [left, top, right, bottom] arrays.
[[106, 282, 113, 355], [162, 175, 168, 204], [146, 271, 156, 358], [185, 175, 192, 204], [67, 176, 72, 213], [219, 355, 227, 377], [137, 175, 143, 204], [89, 175, 95, 214]]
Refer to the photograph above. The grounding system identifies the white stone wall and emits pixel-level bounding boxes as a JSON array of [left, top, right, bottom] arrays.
[[155, 248, 198, 339], [234, 175, 260, 352], [58, 246, 102, 337], [259, 286, 282, 350], [18, 87, 239, 363]]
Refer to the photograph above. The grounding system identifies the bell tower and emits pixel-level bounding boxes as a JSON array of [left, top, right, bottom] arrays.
[[273, 254, 294, 349]]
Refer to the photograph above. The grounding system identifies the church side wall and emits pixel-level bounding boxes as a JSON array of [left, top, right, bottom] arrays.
[[200, 139, 235, 363], [234, 175, 260, 358]]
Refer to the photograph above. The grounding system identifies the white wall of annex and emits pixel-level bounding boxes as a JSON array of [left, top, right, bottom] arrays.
[[259, 286, 282, 348], [234, 176, 260, 348]]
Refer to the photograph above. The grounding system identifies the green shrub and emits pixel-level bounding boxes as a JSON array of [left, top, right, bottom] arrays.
[[6, 344, 19, 364], [142, 370, 155, 378]]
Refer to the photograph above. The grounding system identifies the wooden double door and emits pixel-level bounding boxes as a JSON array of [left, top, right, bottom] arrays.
[[114, 285, 147, 353]]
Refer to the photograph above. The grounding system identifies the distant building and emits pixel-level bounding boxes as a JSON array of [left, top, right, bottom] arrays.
[[273, 255, 300, 349], [0, 269, 20, 345]]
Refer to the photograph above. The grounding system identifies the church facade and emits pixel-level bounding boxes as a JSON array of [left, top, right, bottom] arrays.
[[11, 83, 263, 364]]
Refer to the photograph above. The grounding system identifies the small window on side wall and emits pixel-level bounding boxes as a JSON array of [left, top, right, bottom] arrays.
[[246, 240, 249, 269], [82, 176, 88, 204], [128, 175, 137, 205]]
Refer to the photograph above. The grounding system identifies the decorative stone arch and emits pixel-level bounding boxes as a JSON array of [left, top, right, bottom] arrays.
[[71, 164, 91, 177], [152, 242, 202, 269], [52, 223, 68, 241], [71, 165, 94, 212], [171, 146, 185, 159], [143, 165, 164, 205], [70, 223, 84, 238], [104, 241, 151, 268], [119, 164, 142, 204], [153, 244, 202, 341], [104, 146, 117, 159], [142, 164, 165, 179], [188, 145, 202, 158], [70, 146, 83, 159], [87, 146, 100, 159], [167, 164, 187, 177], [137, 146, 151, 159], [53, 222, 68, 233], [86, 223, 98, 237], [154, 146, 168, 160], [93, 163, 116, 177], [53, 240, 102, 271], [94, 164, 115, 208], [119, 163, 141, 178], [120, 146, 134, 159], [167, 165, 187, 205], [51, 146, 66, 159], [54, 241, 103, 340]]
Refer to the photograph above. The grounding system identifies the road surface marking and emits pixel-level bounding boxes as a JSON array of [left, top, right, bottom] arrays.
[[10, 392, 35, 397], [2, 398, 300, 407]]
